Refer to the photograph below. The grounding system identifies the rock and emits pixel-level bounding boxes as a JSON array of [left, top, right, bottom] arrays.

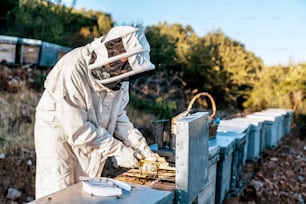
[[15, 159, 23, 166], [285, 170, 296, 177], [0, 153, 5, 159], [25, 196, 35, 202], [27, 159, 32, 166], [6, 187, 21, 200], [250, 180, 264, 191], [240, 134, 306, 203], [298, 175, 305, 183], [270, 157, 278, 161], [295, 192, 304, 204]]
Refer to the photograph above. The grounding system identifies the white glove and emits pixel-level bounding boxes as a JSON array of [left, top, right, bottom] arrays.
[[113, 144, 139, 169], [127, 128, 157, 161]]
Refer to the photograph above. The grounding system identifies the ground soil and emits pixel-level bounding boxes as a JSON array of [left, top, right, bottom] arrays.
[[227, 127, 306, 204], [0, 127, 305, 204]]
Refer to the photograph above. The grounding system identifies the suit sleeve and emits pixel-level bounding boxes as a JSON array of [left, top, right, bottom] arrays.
[[49, 65, 123, 156]]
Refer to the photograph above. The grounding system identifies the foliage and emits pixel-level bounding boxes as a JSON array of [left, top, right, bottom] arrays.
[[180, 30, 264, 108], [129, 90, 177, 119], [1, 1, 305, 127], [145, 23, 188, 73], [0, 0, 19, 28], [244, 63, 306, 115], [145, 25, 264, 110], [140, 23, 198, 115], [2, 0, 113, 47], [0, 86, 39, 153], [146, 24, 305, 127]]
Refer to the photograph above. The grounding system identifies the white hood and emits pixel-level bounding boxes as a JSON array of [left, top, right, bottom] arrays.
[[86, 26, 155, 85]]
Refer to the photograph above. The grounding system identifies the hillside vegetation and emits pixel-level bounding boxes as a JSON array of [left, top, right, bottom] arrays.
[[0, 1, 305, 203], [1, 0, 305, 146]]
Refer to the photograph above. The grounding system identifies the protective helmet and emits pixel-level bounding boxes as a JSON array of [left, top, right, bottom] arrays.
[[87, 26, 155, 90]]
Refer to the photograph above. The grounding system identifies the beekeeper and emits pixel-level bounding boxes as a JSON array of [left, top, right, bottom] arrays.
[[34, 26, 157, 199]]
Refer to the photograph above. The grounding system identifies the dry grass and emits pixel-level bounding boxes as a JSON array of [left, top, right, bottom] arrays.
[[0, 84, 40, 154], [0, 85, 158, 154], [126, 106, 160, 129]]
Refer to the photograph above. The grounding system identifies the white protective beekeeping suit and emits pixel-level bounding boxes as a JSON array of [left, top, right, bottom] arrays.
[[34, 26, 157, 199]]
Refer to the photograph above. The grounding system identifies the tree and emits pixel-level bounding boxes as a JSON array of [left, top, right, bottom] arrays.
[[145, 24, 265, 110], [244, 64, 306, 113], [130, 23, 198, 115], [0, 0, 19, 29], [145, 23, 182, 71], [3, 0, 114, 47], [182, 30, 264, 108]]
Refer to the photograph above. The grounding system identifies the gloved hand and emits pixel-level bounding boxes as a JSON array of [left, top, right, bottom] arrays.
[[140, 153, 174, 172], [112, 144, 139, 169], [127, 128, 157, 161]]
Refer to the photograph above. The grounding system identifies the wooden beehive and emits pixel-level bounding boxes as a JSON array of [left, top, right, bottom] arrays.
[[0, 35, 18, 63], [21, 38, 42, 65], [115, 168, 176, 192]]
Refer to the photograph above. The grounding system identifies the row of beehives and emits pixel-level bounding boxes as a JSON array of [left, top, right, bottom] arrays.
[[197, 108, 293, 204], [0, 35, 71, 68]]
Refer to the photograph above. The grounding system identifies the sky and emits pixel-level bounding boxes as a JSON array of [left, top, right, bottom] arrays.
[[61, 0, 306, 66]]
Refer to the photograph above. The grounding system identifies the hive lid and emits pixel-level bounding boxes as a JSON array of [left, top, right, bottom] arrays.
[[217, 122, 250, 134], [216, 130, 246, 140], [228, 117, 264, 129], [265, 108, 292, 114], [246, 113, 280, 122], [209, 136, 236, 155]]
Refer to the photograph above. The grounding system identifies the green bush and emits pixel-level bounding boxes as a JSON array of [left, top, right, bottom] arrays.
[[129, 92, 177, 119]]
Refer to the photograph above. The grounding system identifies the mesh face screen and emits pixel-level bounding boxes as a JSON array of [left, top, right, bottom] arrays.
[[91, 60, 132, 80], [91, 37, 132, 81], [105, 37, 126, 57]]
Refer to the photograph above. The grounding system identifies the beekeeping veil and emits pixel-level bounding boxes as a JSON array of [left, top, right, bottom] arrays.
[[87, 26, 155, 90]]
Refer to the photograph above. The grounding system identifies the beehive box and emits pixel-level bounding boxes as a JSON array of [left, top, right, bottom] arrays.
[[247, 115, 278, 149], [175, 112, 209, 204], [247, 113, 282, 147], [265, 108, 292, 136], [243, 119, 264, 160], [216, 130, 247, 195], [39, 42, 60, 67], [20, 38, 42, 65], [209, 136, 235, 204], [260, 110, 288, 139], [217, 120, 250, 164], [253, 112, 285, 141], [236, 118, 266, 155], [224, 118, 263, 161], [150, 112, 210, 204], [0, 35, 18, 63], [57, 46, 71, 61], [197, 145, 220, 204]]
